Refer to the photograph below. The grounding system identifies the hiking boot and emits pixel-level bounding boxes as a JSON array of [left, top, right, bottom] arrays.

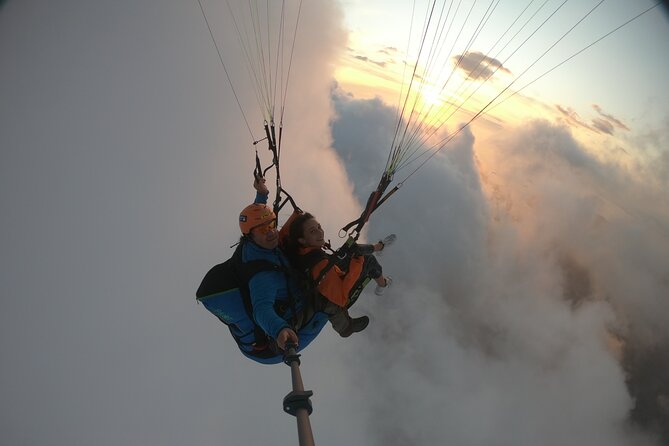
[[339, 315, 370, 338], [374, 276, 393, 296]]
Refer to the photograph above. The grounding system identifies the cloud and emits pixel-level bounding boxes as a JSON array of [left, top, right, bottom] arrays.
[[475, 119, 669, 443], [330, 86, 399, 190], [346, 45, 402, 70], [453, 51, 512, 81], [632, 118, 669, 190], [658, 149, 669, 186], [0, 1, 364, 445], [555, 104, 631, 136], [4, 1, 667, 445], [593, 104, 631, 132], [592, 116, 616, 135], [555, 104, 595, 132], [379, 46, 399, 55], [353, 54, 387, 67], [329, 91, 668, 445]]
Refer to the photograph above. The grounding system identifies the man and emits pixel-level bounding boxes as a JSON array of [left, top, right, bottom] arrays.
[[238, 178, 325, 351]]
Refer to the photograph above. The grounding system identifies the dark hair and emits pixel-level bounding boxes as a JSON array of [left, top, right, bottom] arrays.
[[284, 212, 315, 266]]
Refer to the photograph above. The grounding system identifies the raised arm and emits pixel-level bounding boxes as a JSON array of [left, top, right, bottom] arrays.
[[253, 177, 269, 204]]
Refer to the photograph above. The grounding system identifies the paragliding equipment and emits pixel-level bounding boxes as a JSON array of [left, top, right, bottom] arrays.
[[330, 0, 664, 243], [283, 343, 315, 446], [254, 120, 301, 217], [197, 0, 304, 221], [194, 1, 665, 443], [308, 0, 664, 290], [198, 0, 661, 250]]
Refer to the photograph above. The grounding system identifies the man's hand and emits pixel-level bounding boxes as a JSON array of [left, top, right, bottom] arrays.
[[276, 327, 299, 351], [254, 177, 269, 195]]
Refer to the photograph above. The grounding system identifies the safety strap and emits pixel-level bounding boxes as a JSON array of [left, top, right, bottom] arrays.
[[253, 121, 301, 219], [310, 238, 358, 288], [340, 172, 394, 240], [276, 253, 301, 332], [298, 249, 328, 271]]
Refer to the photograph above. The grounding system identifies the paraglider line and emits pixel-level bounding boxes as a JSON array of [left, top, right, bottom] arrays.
[[196, 0, 255, 141], [489, 0, 664, 113]]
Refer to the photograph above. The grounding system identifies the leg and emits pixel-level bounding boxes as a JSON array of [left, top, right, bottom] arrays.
[[362, 254, 388, 287], [362, 254, 383, 279], [319, 298, 368, 337], [320, 300, 349, 333]]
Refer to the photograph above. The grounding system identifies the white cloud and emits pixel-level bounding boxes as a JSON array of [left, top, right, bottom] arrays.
[[329, 94, 667, 445], [0, 1, 362, 445], [2, 0, 667, 445]]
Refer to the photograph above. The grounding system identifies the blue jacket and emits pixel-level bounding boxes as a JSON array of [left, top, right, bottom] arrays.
[[242, 192, 328, 354], [242, 240, 298, 339]]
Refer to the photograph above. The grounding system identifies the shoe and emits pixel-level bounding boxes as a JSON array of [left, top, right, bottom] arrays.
[[339, 316, 370, 338], [378, 234, 397, 250], [374, 276, 392, 296]]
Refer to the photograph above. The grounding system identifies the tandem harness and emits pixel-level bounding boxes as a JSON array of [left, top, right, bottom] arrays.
[[196, 241, 296, 362]]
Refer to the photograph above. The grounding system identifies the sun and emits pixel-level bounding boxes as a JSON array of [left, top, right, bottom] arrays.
[[420, 85, 446, 107]]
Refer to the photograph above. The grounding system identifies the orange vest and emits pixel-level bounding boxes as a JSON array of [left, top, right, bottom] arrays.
[[298, 246, 365, 307]]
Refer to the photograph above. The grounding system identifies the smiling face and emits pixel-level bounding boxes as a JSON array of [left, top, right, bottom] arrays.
[[298, 218, 325, 248], [250, 220, 279, 250]]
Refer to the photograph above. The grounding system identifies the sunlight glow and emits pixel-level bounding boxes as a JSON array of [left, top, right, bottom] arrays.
[[420, 85, 446, 107]]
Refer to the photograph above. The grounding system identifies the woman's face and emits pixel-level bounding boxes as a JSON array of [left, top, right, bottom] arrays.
[[299, 218, 325, 248]]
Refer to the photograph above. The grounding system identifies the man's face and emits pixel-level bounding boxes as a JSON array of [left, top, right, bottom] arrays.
[[250, 220, 279, 250]]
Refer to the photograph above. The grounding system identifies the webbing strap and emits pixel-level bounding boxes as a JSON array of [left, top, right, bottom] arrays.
[[340, 172, 394, 239], [253, 121, 301, 219]]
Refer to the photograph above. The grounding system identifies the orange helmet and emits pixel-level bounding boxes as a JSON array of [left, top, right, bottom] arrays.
[[239, 203, 277, 235]]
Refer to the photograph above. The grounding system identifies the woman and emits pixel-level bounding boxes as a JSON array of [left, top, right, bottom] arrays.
[[284, 212, 395, 337]]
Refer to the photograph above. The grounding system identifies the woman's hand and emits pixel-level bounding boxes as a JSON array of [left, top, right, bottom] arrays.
[[374, 234, 397, 251]]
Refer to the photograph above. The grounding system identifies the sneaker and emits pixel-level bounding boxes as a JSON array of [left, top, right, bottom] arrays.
[[378, 234, 397, 250], [339, 316, 370, 338], [374, 276, 392, 296]]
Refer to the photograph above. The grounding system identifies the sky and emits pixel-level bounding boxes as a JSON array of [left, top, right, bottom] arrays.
[[1, 1, 668, 446], [338, 0, 669, 131]]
